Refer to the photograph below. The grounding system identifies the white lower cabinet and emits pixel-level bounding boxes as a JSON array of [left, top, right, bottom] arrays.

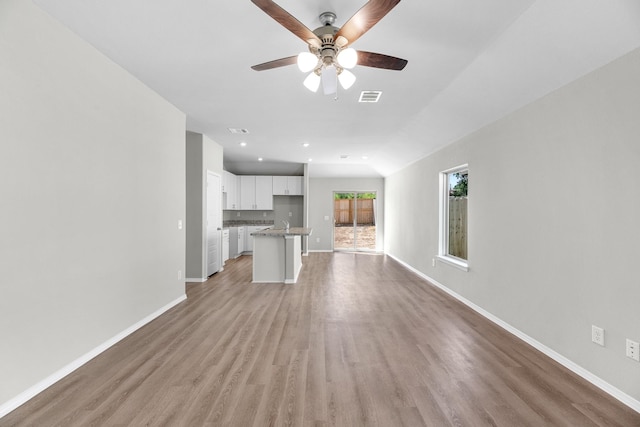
[[228, 226, 267, 256], [222, 229, 230, 263], [238, 226, 245, 254], [245, 226, 266, 252]]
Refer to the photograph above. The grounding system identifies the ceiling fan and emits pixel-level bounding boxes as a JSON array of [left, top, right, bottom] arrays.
[[250, 0, 408, 95]]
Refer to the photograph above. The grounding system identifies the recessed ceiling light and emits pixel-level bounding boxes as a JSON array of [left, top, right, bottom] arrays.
[[302, 143, 310, 148], [228, 128, 249, 134], [240, 142, 247, 147], [258, 157, 263, 162], [362, 156, 369, 160], [308, 158, 313, 162]]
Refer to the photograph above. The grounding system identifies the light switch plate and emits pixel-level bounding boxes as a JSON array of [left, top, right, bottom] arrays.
[[626, 339, 640, 361]]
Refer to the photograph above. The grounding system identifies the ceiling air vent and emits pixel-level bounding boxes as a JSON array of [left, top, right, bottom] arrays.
[[228, 128, 249, 134], [359, 91, 382, 103]]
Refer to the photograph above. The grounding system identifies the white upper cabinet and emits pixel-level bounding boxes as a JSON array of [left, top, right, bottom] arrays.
[[255, 176, 273, 209], [288, 176, 303, 195], [240, 176, 273, 210], [222, 170, 238, 210], [272, 176, 303, 196], [239, 176, 255, 210]]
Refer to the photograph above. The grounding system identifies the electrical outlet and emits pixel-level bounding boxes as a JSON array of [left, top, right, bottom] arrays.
[[626, 339, 640, 362], [289, 211, 292, 217], [178, 270, 182, 280], [316, 237, 320, 243], [592, 325, 605, 346], [432, 258, 436, 267]]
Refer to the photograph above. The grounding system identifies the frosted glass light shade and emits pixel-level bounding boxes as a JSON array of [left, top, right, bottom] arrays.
[[338, 69, 356, 90], [321, 65, 338, 95], [303, 72, 321, 92], [337, 48, 357, 69], [297, 52, 317, 72]]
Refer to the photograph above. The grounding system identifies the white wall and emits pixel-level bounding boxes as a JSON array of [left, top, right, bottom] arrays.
[[308, 178, 384, 251], [274, 196, 304, 228], [385, 48, 640, 404], [0, 0, 186, 409], [185, 132, 204, 279]]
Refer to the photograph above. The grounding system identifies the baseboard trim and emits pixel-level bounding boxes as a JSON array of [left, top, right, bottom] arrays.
[[0, 294, 187, 419], [386, 253, 640, 414], [308, 250, 333, 253], [185, 277, 207, 283]]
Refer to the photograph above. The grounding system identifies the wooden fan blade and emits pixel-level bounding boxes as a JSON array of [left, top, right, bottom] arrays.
[[335, 0, 401, 46], [251, 56, 298, 71], [356, 51, 407, 70], [251, 0, 321, 45]]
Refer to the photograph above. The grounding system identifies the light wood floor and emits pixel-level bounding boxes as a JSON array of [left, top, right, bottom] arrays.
[[3, 253, 639, 426]]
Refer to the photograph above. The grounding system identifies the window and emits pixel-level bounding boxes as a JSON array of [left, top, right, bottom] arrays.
[[438, 165, 469, 271]]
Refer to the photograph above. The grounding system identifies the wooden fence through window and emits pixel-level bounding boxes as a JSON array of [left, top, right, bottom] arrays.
[[448, 197, 467, 259], [334, 199, 376, 226]]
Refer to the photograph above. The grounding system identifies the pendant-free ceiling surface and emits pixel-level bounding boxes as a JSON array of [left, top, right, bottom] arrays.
[[32, 0, 640, 177]]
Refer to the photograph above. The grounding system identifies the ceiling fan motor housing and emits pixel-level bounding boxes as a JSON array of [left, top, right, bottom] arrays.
[[311, 20, 343, 72]]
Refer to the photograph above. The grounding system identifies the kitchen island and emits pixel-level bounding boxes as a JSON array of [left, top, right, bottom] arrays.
[[251, 227, 312, 284]]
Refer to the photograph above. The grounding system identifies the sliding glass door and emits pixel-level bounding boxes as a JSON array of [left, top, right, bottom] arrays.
[[333, 192, 377, 251]]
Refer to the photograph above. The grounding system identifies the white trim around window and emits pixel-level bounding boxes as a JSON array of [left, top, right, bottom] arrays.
[[438, 164, 469, 271]]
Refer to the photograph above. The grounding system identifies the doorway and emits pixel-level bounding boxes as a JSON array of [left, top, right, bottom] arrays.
[[333, 192, 377, 251], [206, 171, 222, 276]]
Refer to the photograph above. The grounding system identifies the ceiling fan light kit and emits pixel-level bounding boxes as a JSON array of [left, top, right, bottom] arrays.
[[303, 72, 321, 92], [321, 65, 338, 95], [250, 0, 407, 96], [337, 48, 357, 69], [338, 69, 356, 90], [297, 52, 318, 72]]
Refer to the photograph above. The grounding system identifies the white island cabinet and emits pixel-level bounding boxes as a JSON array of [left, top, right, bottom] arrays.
[[251, 227, 312, 284]]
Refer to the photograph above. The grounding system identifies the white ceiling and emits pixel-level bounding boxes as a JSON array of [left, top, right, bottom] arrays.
[[33, 0, 640, 177]]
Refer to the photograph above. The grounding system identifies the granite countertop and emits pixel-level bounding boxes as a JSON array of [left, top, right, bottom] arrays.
[[251, 227, 313, 237]]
